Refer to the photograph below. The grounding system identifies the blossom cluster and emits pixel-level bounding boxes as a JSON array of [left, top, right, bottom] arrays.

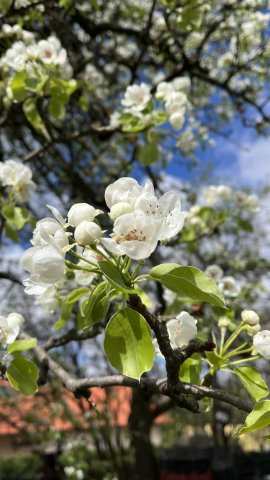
[[205, 265, 241, 298], [113, 77, 189, 131], [0, 35, 71, 77], [156, 76, 190, 130], [20, 177, 186, 302], [0, 159, 36, 202], [203, 185, 260, 213], [0, 35, 72, 105]]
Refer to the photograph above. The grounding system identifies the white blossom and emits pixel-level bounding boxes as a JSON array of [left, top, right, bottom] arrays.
[[106, 177, 186, 242], [134, 187, 186, 241], [31, 218, 68, 249], [35, 285, 60, 312], [101, 211, 161, 260], [21, 243, 65, 292], [253, 330, 270, 359], [121, 83, 151, 111], [105, 177, 151, 211], [0, 159, 36, 202], [205, 264, 224, 282], [0, 41, 27, 71], [154, 311, 197, 355], [204, 185, 232, 205], [168, 311, 197, 348], [36, 36, 67, 65], [218, 276, 240, 298], [0, 313, 25, 345], [109, 201, 133, 220], [234, 191, 260, 213], [156, 81, 171, 100]]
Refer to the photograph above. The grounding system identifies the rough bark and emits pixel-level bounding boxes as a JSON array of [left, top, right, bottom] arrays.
[[128, 389, 159, 480]]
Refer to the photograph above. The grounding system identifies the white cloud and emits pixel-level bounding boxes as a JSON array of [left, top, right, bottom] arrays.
[[237, 138, 270, 186]]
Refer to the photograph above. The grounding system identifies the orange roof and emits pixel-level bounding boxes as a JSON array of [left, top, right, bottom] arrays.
[[0, 383, 170, 436]]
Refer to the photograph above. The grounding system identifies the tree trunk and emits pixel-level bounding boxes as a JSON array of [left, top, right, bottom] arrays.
[[128, 389, 159, 480]]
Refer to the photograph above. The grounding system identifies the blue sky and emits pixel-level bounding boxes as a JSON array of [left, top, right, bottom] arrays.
[[164, 120, 270, 189]]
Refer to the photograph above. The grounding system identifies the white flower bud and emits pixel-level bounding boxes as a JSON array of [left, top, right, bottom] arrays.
[[110, 201, 133, 220], [218, 317, 230, 328], [68, 203, 101, 227], [247, 323, 261, 336], [170, 111, 185, 130], [74, 221, 102, 246], [241, 309, 260, 326]]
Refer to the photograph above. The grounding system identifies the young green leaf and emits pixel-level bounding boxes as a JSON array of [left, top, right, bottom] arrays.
[[232, 366, 269, 402], [206, 350, 227, 368], [179, 354, 202, 385], [23, 98, 50, 139], [82, 280, 110, 329], [104, 307, 154, 379], [55, 300, 73, 330], [236, 400, 270, 436], [6, 356, 39, 396], [10, 71, 27, 101], [8, 338, 37, 354], [149, 263, 226, 308], [99, 261, 136, 293], [66, 287, 90, 304]]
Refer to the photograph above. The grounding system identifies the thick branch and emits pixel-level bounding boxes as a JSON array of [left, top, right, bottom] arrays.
[[20, 333, 252, 413]]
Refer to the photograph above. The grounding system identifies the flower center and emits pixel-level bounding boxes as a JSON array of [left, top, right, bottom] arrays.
[[44, 49, 52, 58], [124, 228, 146, 242]]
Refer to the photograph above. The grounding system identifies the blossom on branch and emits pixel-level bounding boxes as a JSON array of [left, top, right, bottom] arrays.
[[0, 313, 25, 345]]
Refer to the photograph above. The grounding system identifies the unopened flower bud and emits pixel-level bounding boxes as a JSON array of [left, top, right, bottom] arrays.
[[241, 309, 260, 326], [109, 201, 133, 220], [246, 323, 261, 336], [218, 317, 230, 328], [170, 111, 185, 130], [68, 203, 102, 227], [74, 221, 102, 246]]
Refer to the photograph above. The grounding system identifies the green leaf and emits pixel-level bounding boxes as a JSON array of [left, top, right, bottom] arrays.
[[137, 141, 160, 166], [55, 301, 73, 330], [23, 98, 50, 139], [25, 75, 48, 93], [2, 206, 30, 230], [48, 98, 66, 120], [179, 354, 202, 384], [10, 72, 27, 101], [104, 307, 154, 379], [236, 400, 270, 436], [5, 222, 18, 242], [136, 288, 152, 309], [149, 264, 226, 308], [236, 217, 253, 233], [6, 356, 39, 396], [99, 261, 136, 293], [205, 350, 227, 368], [66, 287, 90, 304], [8, 338, 37, 354], [232, 366, 269, 402], [82, 280, 110, 329], [48, 77, 77, 119]]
